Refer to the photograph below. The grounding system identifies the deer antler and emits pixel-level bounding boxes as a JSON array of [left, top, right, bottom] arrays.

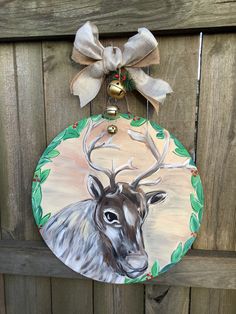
[[83, 119, 136, 188], [128, 129, 194, 189]]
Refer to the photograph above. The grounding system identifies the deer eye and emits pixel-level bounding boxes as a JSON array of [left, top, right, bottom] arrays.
[[104, 210, 119, 224]]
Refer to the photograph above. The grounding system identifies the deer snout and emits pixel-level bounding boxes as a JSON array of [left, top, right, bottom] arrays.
[[125, 253, 148, 271]]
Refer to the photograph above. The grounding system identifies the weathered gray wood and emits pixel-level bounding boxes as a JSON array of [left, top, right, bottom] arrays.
[[0, 275, 5, 314], [146, 285, 189, 314], [191, 33, 236, 314], [146, 34, 200, 314], [52, 278, 93, 314], [91, 37, 146, 314], [150, 35, 199, 150], [4, 275, 51, 314], [0, 0, 236, 40], [94, 283, 144, 314], [191, 288, 236, 314], [0, 43, 52, 314], [42, 41, 93, 314], [194, 34, 236, 251], [0, 241, 235, 289]]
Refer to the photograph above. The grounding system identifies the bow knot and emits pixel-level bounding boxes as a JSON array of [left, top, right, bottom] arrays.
[[71, 21, 172, 113], [102, 46, 122, 74]]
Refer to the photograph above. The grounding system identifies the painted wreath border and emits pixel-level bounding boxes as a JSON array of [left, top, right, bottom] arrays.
[[31, 114, 204, 283]]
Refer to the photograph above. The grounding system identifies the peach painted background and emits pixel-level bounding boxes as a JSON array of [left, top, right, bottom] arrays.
[[40, 118, 194, 269]]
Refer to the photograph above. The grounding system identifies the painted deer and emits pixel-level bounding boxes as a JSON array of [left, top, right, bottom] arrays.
[[41, 119, 191, 283]]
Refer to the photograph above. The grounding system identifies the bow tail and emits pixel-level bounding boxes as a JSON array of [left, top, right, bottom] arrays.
[[70, 62, 105, 108], [127, 68, 173, 112]]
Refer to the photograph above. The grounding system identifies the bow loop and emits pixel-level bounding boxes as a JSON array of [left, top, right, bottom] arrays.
[[71, 21, 172, 111]]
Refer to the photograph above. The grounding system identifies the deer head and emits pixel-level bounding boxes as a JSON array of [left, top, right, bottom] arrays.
[[83, 120, 168, 278]]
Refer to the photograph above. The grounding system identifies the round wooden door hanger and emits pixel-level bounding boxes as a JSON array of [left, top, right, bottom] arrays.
[[32, 114, 204, 284]]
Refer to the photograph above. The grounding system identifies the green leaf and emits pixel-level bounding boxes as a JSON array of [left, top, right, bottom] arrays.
[[47, 149, 60, 158], [151, 260, 160, 277], [171, 242, 183, 263], [32, 185, 42, 210], [190, 193, 203, 213], [160, 263, 175, 274], [130, 117, 146, 127], [191, 175, 200, 188], [33, 205, 43, 226], [43, 141, 59, 156], [198, 206, 203, 223], [156, 131, 165, 139], [39, 213, 51, 227], [91, 114, 102, 122], [120, 113, 134, 120], [34, 169, 41, 178], [52, 129, 66, 143], [40, 169, 51, 184], [196, 181, 204, 204], [190, 213, 200, 233], [124, 272, 148, 284], [76, 118, 87, 132], [150, 121, 163, 132], [63, 127, 80, 140], [174, 137, 185, 150], [174, 148, 190, 157], [36, 157, 52, 170], [183, 237, 195, 255]]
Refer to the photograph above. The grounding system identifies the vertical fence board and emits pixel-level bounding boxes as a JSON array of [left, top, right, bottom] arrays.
[[191, 34, 236, 313], [42, 41, 93, 314], [0, 275, 5, 314], [145, 35, 199, 313], [146, 285, 189, 314], [0, 43, 51, 313], [52, 278, 93, 314]]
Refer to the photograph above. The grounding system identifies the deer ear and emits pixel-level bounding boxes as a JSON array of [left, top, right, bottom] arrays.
[[146, 191, 167, 205], [87, 175, 104, 200]]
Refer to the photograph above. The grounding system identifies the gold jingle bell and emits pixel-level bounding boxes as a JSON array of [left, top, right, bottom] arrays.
[[107, 80, 126, 100], [107, 124, 118, 135], [103, 105, 119, 120]]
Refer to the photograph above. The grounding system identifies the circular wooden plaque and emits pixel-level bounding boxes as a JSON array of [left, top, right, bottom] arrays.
[[32, 114, 204, 284]]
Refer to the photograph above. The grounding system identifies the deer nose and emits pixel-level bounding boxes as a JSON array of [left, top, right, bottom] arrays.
[[126, 253, 148, 270]]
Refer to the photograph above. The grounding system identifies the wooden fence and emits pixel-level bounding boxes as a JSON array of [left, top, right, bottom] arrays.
[[0, 1, 235, 313]]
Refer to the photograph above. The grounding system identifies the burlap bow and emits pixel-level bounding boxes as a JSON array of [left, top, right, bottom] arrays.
[[71, 21, 172, 112]]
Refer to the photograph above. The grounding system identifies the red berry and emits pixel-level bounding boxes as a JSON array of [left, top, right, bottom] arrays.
[[191, 169, 198, 177], [114, 74, 119, 78], [122, 75, 126, 81]]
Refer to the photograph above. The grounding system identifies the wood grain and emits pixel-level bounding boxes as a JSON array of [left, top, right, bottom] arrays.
[[191, 33, 236, 314], [52, 278, 93, 314], [146, 285, 189, 314], [146, 34, 200, 314], [191, 288, 236, 314], [0, 241, 235, 290], [0, 275, 5, 314], [0, 0, 235, 40], [94, 283, 144, 314], [42, 40, 93, 314], [0, 42, 51, 314]]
